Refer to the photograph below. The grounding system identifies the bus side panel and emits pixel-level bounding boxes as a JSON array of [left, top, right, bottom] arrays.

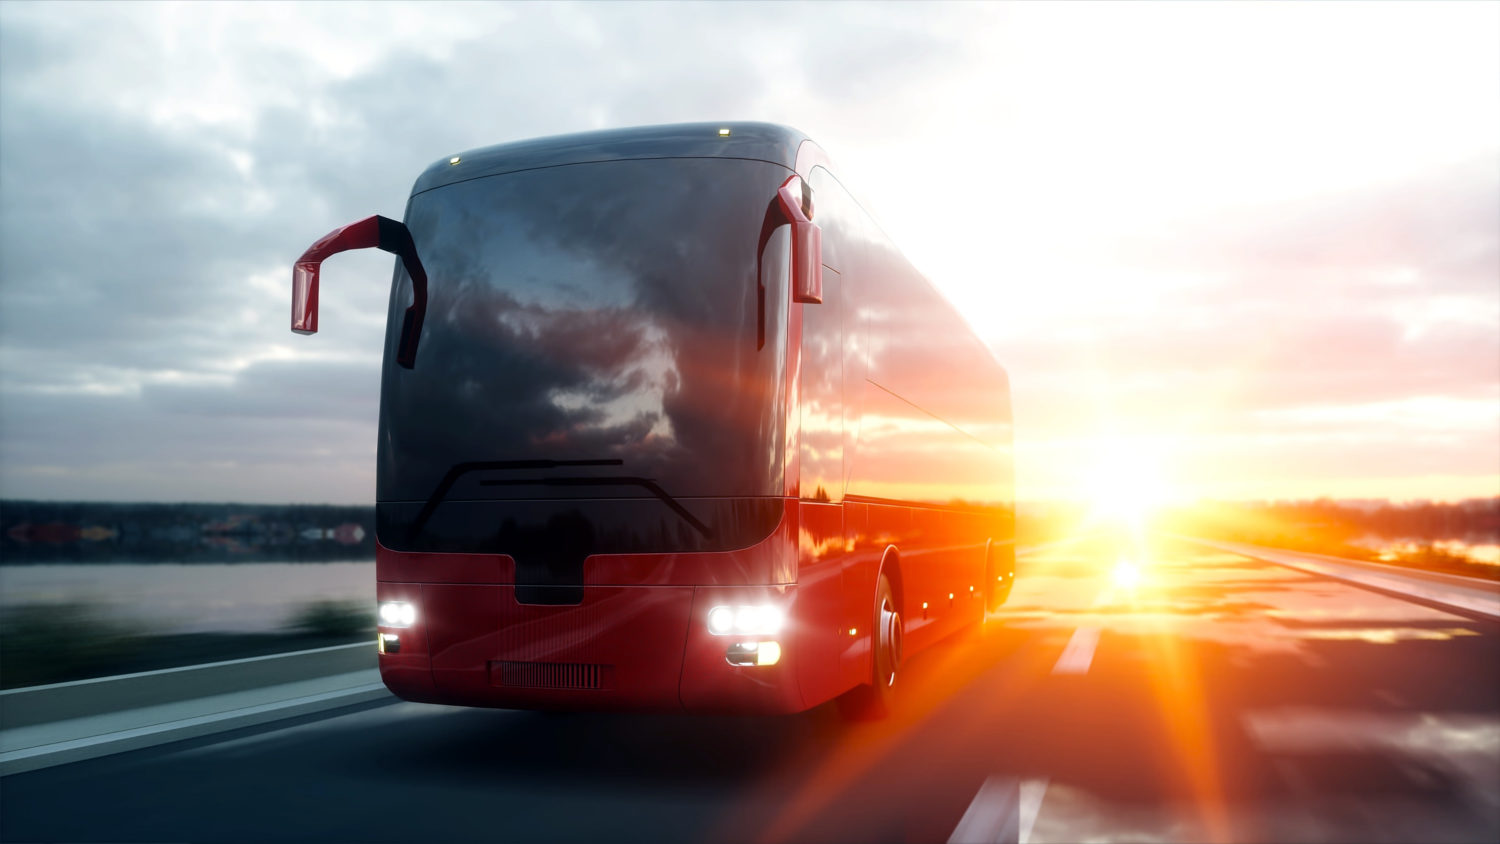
[[862, 500, 946, 654], [845, 373, 998, 655], [913, 505, 988, 636], [839, 501, 875, 690], [792, 499, 852, 707]]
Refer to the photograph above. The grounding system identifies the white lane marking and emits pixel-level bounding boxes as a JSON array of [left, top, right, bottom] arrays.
[[948, 776, 1050, 844], [1018, 778, 1050, 843], [1052, 627, 1100, 675], [948, 776, 1016, 843]]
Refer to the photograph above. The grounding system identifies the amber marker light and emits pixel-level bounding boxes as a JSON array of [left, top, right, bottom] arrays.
[[725, 641, 781, 666], [718, 127, 731, 137], [448, 156, 461, 165]]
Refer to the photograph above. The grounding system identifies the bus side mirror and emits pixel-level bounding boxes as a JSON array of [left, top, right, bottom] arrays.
[[777, 176, 823, 305], [291, 214, 429, 369]]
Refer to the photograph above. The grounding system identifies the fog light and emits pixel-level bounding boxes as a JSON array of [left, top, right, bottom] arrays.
[[378, 632, 401, 654], [726, 640, 781, 666], [379, 601, 417, 628]]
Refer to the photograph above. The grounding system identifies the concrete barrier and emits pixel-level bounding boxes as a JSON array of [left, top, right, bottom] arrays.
[[0, 641, 375, 731], [1, 642, 389, 776]]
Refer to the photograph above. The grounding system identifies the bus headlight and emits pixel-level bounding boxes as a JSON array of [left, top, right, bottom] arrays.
[[378, 601, 417, 628], [706, 604, 783, 636]]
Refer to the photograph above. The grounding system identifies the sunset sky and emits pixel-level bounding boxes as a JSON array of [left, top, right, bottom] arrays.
[[0, 1, 1496, 505]]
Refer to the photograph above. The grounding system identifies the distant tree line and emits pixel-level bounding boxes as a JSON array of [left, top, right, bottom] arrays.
[[1158, 497, 1500, 580], [1166, 497, 1499, 543], [0, 500, 376, 564]]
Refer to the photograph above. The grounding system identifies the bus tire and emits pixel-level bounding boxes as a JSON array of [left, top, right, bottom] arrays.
[[837, 573, 902, 721]]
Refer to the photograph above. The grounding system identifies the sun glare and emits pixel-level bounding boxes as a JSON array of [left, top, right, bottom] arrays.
[[1112, 557, 1144, 590], [1083, 442, 1175, 529]]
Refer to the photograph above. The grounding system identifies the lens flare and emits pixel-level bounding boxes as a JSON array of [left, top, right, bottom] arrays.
[[1112, 558, 1143, 589]]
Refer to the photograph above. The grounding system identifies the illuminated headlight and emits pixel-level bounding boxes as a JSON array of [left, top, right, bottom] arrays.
[[706, 604, 783, 636], [378, 601, 417, 628]]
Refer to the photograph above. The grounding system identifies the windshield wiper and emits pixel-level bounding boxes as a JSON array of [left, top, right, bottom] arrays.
[[408, 460, 622, 539], [476, 476, 712, 539], [404, 459, 715, 542]]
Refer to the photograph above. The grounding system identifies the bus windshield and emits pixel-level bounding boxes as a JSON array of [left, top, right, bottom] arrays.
[[376, 157, 791, 555]]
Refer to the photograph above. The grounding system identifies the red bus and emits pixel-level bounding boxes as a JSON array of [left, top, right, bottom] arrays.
[[290, 123, 1013, 717]]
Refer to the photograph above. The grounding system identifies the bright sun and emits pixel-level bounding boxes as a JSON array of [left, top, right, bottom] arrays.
[[1083, 442, 1175, 528]]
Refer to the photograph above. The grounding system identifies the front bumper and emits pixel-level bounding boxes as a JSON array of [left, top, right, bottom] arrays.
[[376, 582, 807, 715]]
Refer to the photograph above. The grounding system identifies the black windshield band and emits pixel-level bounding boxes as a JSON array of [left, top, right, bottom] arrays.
[[478, 477, 712, 538], [376, 497, 782, 557], [407, 459, 624, 539]]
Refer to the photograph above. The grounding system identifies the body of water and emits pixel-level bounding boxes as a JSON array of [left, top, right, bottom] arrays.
[[0, 561, 374, 633], [3, 536, 1496, 637]]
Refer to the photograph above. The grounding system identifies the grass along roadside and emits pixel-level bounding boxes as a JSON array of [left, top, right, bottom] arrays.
[[0, 599, 374, 690]]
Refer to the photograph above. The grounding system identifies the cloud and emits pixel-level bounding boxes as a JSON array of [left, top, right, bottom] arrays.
[[988, 155, 1499, 499], [0, 2, 1495, 503]]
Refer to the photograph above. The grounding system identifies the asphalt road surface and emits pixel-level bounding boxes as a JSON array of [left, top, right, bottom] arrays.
[[4, 535, 1497, 843]]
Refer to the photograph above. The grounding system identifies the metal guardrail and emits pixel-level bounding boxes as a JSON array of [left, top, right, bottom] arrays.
[[0, 642, 374, 731], [0, 641, 385, 776], [1175, 536, 1500, 622]]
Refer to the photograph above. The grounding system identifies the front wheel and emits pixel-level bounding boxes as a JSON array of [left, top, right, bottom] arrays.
[[837, 573, 902, 721]]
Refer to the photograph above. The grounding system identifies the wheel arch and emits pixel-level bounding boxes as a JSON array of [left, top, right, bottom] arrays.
[[877, 544, 904, 618]]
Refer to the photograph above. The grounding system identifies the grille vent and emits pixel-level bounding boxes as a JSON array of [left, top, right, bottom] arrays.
[[491, 661, 609, 690]]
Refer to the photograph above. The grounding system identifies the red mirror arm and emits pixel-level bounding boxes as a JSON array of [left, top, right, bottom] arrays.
[[776, 176, 823, 305], [291, 215, 429, 368]]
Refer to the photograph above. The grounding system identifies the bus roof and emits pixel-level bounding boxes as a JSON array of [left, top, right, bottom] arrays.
[[411, 122, 809, 196]]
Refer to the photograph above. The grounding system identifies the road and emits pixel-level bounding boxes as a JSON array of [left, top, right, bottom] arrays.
[[3, 535, 1497, 843]]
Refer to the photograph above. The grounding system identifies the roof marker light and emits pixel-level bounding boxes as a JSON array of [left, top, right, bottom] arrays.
[[449, 156, 461, 165], [718, 127, 731, 137]]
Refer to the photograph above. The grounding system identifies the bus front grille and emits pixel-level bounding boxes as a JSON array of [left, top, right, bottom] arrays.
[[490, 660, 611, 690]]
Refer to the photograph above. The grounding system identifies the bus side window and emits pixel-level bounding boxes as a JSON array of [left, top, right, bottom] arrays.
[[809, 168, 870, 500], [800, 168, 847, 503]]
